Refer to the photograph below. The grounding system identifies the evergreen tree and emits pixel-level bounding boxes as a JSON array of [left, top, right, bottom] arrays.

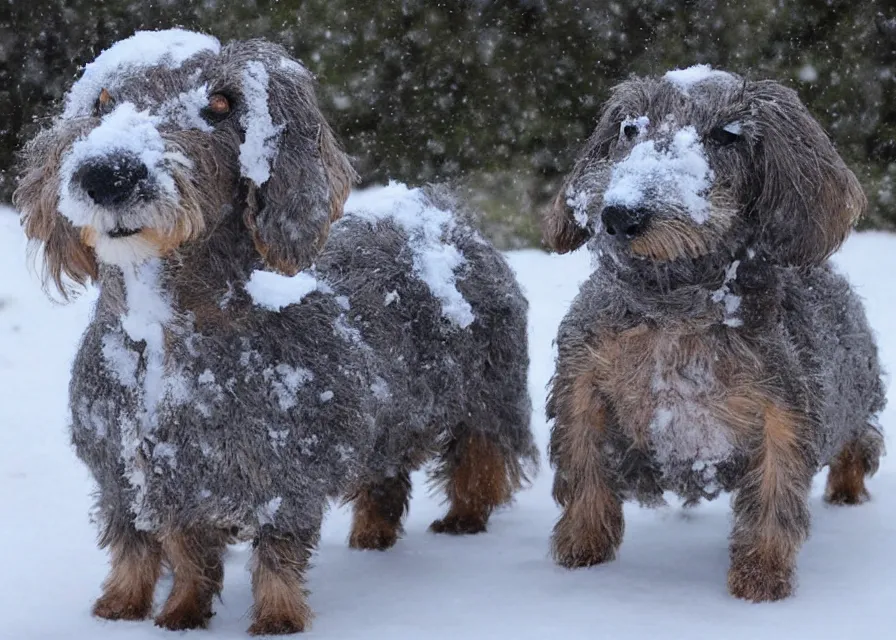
[[2, 0, 893, 245]]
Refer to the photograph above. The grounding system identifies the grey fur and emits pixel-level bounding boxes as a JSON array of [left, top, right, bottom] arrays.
[[15, 33, 536, 632], [543, 69, 885, 601]]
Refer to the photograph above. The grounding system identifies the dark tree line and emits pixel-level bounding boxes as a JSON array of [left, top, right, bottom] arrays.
[[2, 1, 894, 245]]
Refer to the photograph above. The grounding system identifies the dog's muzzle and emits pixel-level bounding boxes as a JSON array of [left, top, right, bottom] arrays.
[[601, 205, 650, 239], [72, 153, 151, 209]]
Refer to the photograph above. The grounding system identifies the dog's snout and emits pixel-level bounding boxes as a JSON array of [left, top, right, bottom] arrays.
[[601, 205, 649, 238], [75, 154, 149, 207]]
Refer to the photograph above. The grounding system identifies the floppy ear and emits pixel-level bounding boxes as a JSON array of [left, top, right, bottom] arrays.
[[542, 178, 593, 254], [543, 84, 635, 254], [241, 58, 357, 275], [748, 81, 865, 265], [13, 131, 98, 301]]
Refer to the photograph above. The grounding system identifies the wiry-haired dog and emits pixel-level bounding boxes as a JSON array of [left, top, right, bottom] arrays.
[[543, 65, 885, 602], [14, 29, 537, 634]]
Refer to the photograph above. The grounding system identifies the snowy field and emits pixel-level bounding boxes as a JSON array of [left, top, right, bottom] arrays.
[[1, 203, 894, 639]]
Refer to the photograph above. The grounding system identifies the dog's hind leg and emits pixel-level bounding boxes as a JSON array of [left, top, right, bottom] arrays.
[[825, 425, 884, 506], [154, 527, 227, 630], [348, 470, 412, 550], [248, 526, 317, 635], [429, 429, 522, 535], [92, 516, 162, 621], [429, 312, 536, 535]]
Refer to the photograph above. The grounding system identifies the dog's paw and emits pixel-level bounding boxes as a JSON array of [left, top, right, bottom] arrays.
[[92, 592, 152, 621], [248, 614, 307, 636], [429, 513, 487, 535], [550, 504, 622, 568], [154, 603, 213, 631], [727, 557, 794, 602], [824, 486, 870, 506], [551, 534, 617, 568], [349, 526, 399, 551]]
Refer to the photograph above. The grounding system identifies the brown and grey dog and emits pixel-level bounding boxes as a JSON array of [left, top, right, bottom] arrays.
[[15, 29, 537, 634], [543, 65, 886, 602]]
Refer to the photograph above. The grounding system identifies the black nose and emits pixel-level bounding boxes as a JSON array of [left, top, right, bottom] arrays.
[[601, 205, 649, 238], [74, 155, 149, 207]]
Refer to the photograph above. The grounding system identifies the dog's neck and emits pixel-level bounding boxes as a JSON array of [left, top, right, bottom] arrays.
[[594, 246, 769, 328], [96, 214, 265, 330]]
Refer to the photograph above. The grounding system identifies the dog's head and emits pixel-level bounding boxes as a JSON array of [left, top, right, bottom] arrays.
[[14, 29, 356, 299], [544, 65, 865, 269]]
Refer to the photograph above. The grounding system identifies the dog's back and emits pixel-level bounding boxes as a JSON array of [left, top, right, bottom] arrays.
[[317, 183, 535, 480], [775, 263, 885, 467]]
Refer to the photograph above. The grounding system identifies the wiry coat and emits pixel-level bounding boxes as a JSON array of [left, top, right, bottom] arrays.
[[71, 185, 533, 540], [543, 68, 885, 603], [15, 30, 535, 634]]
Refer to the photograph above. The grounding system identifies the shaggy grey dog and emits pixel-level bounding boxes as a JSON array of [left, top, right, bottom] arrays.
[[542, 65, 885, 602], [14, 29, 536, 635]]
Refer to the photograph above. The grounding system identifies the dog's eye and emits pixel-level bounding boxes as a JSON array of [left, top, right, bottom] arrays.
[[201, 93, 233, 123], [209, 93, 231, 115], [93, 88, 115, 117], [622, 124, 639, 140], [708, 123, 742, 146]]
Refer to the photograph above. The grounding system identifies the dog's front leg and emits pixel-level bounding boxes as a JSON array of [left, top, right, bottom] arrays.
[[549, 369, 624, 568], [248, 525, 318, 635], [728, 401, 813, 602]]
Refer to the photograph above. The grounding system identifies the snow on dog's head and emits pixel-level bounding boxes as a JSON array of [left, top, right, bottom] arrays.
[[602, 124, 714, 225], [14, 30, 355, 299], [544, 65, 865, 270]]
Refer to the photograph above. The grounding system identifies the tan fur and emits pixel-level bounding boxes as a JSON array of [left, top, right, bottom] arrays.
[[80, 226, 98, 248], [92, 532, 162, 621], [630, 189, 737, 261], [98, 88, 113, 107], [727, 540, 794, 602], [151, 170, 207, 249], [811, 168, 867, 263], [14, 135, 99, 299], [578, 323, 763, 445], [154, 529, 226, 631], [630, 219, 709, 261], [550, 321, 811, 578], [542, 189, 591, 254], [348, 471, 411, 551], [552, 477, 624, 567], [566, 371, 612, 466], [825, 439, 871, 505], [134, 170, 206, 256], [430, 433, 515, 534], [757, 404, 803, 510], [349, 498, 402, 551], [249, 537, 312, 636], [728, 401, 811, 602], [550, 400, 624, 567]]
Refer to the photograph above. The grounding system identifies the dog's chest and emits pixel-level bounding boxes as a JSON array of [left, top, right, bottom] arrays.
[[647, 341, 733, 474], [600, 326, 736, 478]]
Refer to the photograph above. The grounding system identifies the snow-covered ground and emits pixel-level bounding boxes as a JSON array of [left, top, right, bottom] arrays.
[[1, 204, 894, 639]]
